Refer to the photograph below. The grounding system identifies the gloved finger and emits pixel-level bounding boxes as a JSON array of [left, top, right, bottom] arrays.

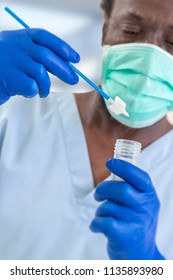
[[106, 158, 154, 193], [96, 201, 134, 222], [19, 56, 51, 98], [27, 29, 80, 63], [28, 44, 79, 85], [0, 89, 10, 105], [1, 68, 39, 98], [90, 216, 126, 241], [95, 181, 142, 207]]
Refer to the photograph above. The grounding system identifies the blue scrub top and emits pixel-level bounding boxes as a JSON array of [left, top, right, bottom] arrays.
[[0, 93, 172, 259]]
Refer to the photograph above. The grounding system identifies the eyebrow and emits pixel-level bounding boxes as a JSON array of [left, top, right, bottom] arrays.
[[126, 11, 143, 22]]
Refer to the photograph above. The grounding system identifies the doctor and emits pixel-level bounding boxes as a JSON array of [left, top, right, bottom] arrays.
[[0, 0, 173, 260]]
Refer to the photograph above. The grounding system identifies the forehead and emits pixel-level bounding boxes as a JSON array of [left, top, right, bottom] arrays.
[[112, 0, 173, 23]]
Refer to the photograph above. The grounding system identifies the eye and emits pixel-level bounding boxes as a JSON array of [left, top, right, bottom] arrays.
[[123, 29, 141, 35], [166, 40, 173, 46], [120, 23, 142, 36]]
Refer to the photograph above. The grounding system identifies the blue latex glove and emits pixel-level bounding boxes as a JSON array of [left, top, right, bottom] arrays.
[[0, 29, 80, 104], [90, 158, 165, 260]]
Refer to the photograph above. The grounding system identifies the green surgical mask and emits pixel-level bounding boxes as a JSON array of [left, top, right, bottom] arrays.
[[101, 43, 173, 128]]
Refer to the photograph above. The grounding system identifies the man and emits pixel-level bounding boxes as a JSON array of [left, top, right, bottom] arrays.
[[0, 0, 172, 259]]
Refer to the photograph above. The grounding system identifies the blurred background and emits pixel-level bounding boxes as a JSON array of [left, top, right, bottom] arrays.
[[1, 0, 173, 123], [1, 0, 103, 93]]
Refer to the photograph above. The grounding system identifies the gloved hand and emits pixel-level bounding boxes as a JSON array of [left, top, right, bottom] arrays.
[[0, 29, 80, 104], [90, 158, 165, 260]]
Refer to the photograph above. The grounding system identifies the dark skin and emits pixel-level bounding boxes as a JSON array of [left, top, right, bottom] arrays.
[[75, 0, 173, 186]]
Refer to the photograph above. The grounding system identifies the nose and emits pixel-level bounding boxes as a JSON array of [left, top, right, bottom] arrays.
[[141, 31, 166, 50]]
